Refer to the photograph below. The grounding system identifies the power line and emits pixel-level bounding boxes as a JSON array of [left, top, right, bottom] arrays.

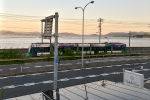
[[1, 13, 149, 24]]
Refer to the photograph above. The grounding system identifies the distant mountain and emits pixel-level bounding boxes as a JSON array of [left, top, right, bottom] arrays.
[[89, 34, 98, 36], [0, 31, 81, 36], [1, 30, 150, 37], [105, 32, 150, 37], [0, 30, 40, 36], [58, 32, 80, 36]]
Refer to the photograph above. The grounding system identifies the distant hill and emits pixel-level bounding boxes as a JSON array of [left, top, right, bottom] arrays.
[[0, 30, 81, 36], [1, 30, 150, 37], [105, 32, 150, 37], [0, 30, 40, 36], [89, 34, 98, 36], [58, 32, 80, 36]]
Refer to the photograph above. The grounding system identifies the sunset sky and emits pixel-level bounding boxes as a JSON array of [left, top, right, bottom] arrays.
[[0, 0, 150, 35]]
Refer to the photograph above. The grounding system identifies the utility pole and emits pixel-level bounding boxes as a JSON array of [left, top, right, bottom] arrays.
[[54, 12, 60, 100], [98, 18, 103, 43], [129, 31, 131, 54]]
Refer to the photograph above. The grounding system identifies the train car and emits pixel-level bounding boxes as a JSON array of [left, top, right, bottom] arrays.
[[28, 42, 127, 56], [28, 43, 50, 57], [107, 43, 126, 53], [91, 43, 106, 54]]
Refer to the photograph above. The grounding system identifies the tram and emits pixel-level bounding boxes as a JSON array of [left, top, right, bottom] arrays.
[[28, 43, 126, 57]]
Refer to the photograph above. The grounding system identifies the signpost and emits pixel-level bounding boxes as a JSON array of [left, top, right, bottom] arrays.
[[41, 15, 54, 52], [123, 70, 144, 89], [41, 12, 59, 100]]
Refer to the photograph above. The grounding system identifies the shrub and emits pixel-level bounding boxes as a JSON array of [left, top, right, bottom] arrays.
[[0, 50, 23, 59], [63, 48, 74, 56], [76, 51, 82, 56]]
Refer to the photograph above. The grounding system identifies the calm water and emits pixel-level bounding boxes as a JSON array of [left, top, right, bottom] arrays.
[[0, 36, 150, 48]]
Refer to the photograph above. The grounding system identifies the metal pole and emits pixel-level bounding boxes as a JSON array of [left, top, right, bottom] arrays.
[[54, 12, 59, 100], [99, 18, 101, 43], [82, 10, 84, 67], [41, 21, 43, 43], [129, 31, 131, 54], [21, 66, 22, 73]]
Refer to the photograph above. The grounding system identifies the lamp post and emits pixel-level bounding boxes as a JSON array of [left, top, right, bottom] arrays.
[[75, 1, 94, 67]]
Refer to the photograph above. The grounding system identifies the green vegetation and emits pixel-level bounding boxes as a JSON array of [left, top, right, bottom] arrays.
[[0, 87, 8, 99], [0, 48, 144, 65], [0, 50, 27, 59]]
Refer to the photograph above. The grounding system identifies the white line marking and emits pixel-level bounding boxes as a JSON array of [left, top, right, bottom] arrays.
[[85, 68, 92, 69], [116, 65, 122, 66], [0, 69, 3, 71], [10, 68, 17, 70], [125, 64, 131, 65], [101, 73, 109, 76], [75, 76, 83, 79], [60, 78, 69, 81], [89, 75, 96, 77], [0, 77, 7, 79], [6, 85, 15, 89], [43, 80, 53, 84], [59, 70, 69, 72], [23, 67, 29, 69], [143, 69, 150, 71], [76, 63, 81, 64], [74, 69, 81, 71], [107, 66, 112, 67], [45, 65, 53, 67], [24, 83, 35, 86], [15, 75, 25, 77], [34, 66, 41, 68], [31, 73, 42, 75], [46, 72, 53, 74], [96, 67, 102, 68]]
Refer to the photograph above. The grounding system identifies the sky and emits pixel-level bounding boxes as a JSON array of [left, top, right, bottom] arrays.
[[0, 0, 150, 35]]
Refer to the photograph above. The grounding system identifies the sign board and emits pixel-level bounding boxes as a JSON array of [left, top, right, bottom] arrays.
[[92, 44, 105, 47], [78, 44, 90, 47], [123, 70, 144, 89], [44, 18, 53, 39], [32, 43, 50, 47], [56, 56, 60, 64], [58, 43, 75, 48], [112, 43, 126, 47]]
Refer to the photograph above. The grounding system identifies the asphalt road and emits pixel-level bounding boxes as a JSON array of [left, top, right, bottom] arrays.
[[0, 56, 150, 75], [0, 60, 150, 99]]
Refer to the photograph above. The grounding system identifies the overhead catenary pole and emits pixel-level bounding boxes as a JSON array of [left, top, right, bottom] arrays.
[[41, 21, 43, 43], [129, 31, 131, 54], [98, 18, 103, 43], [54, 12, 59, 100]]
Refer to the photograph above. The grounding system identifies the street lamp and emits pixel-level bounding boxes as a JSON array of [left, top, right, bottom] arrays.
[[75, 1, 94, 67]]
